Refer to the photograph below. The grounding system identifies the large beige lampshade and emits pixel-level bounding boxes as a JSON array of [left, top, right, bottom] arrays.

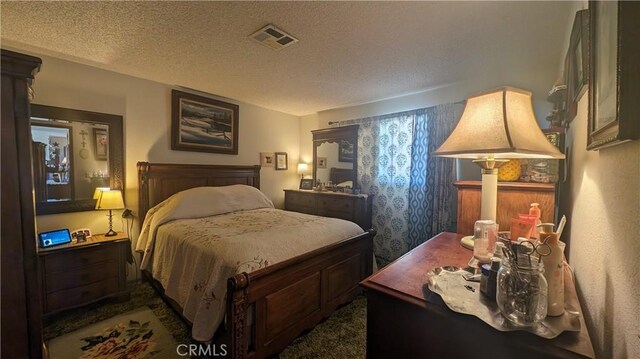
[[95, 190, 125, 210], [433, 87, 565, 159]]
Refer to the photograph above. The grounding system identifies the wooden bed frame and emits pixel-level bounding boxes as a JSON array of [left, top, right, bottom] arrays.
[[137, 162, 375, 358]]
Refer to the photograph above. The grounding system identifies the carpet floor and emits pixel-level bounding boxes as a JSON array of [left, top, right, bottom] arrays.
[[44, 281, 366, 358]]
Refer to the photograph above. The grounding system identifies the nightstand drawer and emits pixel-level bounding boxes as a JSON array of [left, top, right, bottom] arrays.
[[44, 245, 118, 272], [45, 261, 119, 293], [46, 278, 119, 312]]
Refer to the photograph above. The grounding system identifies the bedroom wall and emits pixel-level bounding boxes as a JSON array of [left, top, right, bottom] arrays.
[[23, 53, 300, 245], [555, 2, 640, 358]]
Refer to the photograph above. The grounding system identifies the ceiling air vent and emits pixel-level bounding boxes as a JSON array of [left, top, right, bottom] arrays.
[[249, 24, 298, 50]]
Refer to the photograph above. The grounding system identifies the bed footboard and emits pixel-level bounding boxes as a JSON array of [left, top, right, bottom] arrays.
[[226, 229, 375, 359]]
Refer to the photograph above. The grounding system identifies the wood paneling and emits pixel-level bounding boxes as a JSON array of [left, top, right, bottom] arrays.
[[264, 273, 321, 339], [454, 181, 556, 235]]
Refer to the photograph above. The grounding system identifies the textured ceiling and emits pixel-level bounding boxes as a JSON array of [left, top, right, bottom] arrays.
[[1, 2, 572, 116]]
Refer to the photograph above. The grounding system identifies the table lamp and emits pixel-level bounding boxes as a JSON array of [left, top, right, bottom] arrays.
[[433, 87, 564, 244], [297, 163, 308, 179], [95, 189, 124, 237], [93, 187, 110, 200]]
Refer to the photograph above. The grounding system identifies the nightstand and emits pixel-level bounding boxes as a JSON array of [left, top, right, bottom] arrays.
[[38, 232, 132, 317]]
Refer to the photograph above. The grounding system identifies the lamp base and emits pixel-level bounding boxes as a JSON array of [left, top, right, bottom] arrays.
[[105, 229, 118, 237], [460, 235, 474, 249]]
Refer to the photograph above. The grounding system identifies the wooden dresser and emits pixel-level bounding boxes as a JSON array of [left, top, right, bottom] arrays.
[[284, 189, 373, 230], [454, 181, 556, 235], [360, 232, 595, 359], [39, 232, 131, 316]]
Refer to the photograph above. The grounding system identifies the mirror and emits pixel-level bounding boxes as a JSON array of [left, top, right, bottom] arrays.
[[312, 125, 358, 189], [30, 104, 124, 215]]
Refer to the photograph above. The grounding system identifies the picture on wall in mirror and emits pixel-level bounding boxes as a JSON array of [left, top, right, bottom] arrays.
[[94, 128, 108, 160], [171, 89, 239, 154], [275, 152, 288, 171], [339, 140, 354, 162], [317, 157, 327, 169]]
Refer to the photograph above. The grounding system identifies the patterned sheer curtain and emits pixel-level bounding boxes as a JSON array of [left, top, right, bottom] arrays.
[[342, 103, 462, 265]]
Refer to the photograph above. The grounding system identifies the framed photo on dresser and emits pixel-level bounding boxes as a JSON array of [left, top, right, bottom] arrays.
[[299, 179, 314, 190]]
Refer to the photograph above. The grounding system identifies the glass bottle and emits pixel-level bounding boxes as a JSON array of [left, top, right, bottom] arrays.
[[496, 259, 548, 326]]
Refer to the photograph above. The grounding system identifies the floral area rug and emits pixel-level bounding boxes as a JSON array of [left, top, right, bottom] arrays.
[[47, 307, 177, 359]]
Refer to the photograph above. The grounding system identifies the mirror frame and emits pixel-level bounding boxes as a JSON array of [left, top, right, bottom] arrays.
[[31, 104, 124, 215], [312, 125, 359, 188]]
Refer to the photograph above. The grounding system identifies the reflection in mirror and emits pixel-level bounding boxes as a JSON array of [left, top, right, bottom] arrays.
[[31, 119, 109, 202], [312, 125, 359, 189], [30, 104, 123, 215], [316, 141, 354, 187]]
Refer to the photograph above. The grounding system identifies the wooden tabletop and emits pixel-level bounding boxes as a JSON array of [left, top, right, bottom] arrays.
[[38, 232, 129, 254], [361, 232, 595, 358]]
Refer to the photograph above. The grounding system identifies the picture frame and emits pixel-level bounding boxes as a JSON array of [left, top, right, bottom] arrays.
[[338, 139, 354, 162], [171, 89, 239, 154], [260, 152, 275, 167], [566, 9, 589, 123], [275, 152, 288, 171], [587, 1, 639, 150], [299, 178, 314, 190], [317, 157, 327, 169], [93, 128, 108, 161]]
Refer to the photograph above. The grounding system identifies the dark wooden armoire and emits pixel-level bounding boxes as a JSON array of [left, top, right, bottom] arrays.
[[1, 49, 44, 358]]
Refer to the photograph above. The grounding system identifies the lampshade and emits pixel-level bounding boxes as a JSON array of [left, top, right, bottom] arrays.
[[297, 163, 308, 174], [93, 187, 111, 199], [95, 190, 124, 210], [433, 87, 565, 160]]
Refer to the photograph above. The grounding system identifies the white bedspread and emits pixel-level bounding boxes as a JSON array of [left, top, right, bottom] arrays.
[[136, 186, 364, 342]]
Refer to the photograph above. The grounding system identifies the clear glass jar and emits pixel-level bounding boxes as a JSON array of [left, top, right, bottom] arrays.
[[496, 259, 547, 326]]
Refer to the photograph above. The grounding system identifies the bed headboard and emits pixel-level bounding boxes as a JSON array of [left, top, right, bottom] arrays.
[[137, 162, 261, 226], [329, 168, 354, 185]]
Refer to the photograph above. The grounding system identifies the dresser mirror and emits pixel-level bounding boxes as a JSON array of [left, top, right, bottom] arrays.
[[30, 104, 124, 215], [312, 125, 359, 189]]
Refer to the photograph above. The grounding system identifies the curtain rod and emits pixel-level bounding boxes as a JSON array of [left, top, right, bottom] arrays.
[[328, 99, 466, 126]]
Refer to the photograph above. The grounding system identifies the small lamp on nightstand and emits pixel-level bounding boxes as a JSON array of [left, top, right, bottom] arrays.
[[433, 87, 564, 247], [297, 163, 308, 179], [95, 189, 124, 237], [93, 187, 110, 200]]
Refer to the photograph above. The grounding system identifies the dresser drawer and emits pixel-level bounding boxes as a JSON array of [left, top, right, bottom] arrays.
[[43, 244, 118, 272], [45, 261, 119, 293], [46, 277, 119, 313], [286, 192, 315, 208], [317, 197, 354, 213]]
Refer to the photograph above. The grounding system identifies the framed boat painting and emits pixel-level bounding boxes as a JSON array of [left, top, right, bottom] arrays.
[[587, 1, 639, 150], [171, 90, 239, 154]]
